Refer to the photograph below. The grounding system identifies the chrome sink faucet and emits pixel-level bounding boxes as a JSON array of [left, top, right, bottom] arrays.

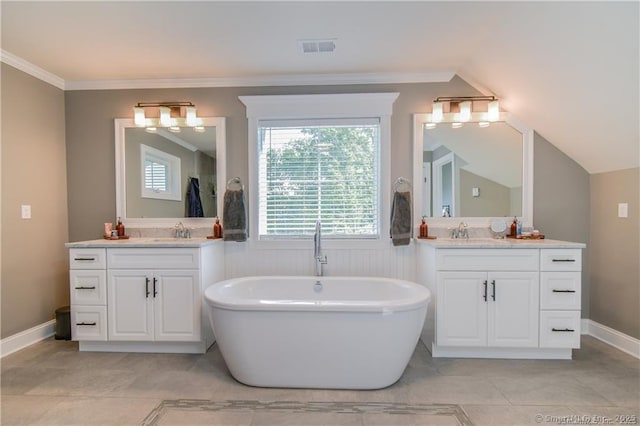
[[314, 220, 328, 276], [451, 222, 469, 239], [175, 222, 191, 239]]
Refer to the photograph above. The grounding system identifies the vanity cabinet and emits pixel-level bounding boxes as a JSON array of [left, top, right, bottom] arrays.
[[437, 271, 539, 348], [108, 269, 199, 342], [435, 249, 539, 348], [416, 241, 584, 359], [66, 241, 224, 353], [69, 248, 108, 341]]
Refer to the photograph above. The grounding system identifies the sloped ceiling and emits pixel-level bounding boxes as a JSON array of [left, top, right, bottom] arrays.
[[1, 1, 637, 174]]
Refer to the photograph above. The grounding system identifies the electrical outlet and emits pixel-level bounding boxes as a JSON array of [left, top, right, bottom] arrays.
[[21, 204, 31, 219], [618, 203, 628, 218]]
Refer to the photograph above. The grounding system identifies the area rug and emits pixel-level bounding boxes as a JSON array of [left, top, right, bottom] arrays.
[[141, 399, 473, 425]]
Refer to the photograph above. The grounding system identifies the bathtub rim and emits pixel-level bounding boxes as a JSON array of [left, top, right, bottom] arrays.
[[204, 275, 431, 314]]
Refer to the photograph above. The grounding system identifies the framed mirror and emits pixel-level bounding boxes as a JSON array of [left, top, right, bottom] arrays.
[[115, 117, 226, 228], [412, 112, 533, 228]]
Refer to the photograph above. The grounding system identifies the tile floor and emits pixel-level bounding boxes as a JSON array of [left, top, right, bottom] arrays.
[[1, 336, 638, 425]]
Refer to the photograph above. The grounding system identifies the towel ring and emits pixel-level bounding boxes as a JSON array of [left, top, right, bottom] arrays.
[[226, 177, 244, 191], [393, 177, 412, 193]]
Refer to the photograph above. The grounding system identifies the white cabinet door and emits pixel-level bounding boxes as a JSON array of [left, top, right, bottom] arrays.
[[154, 270, 200, 342], [436, 271, 488, 347], [488, 272, 539, 348], [108, 270, 153, 341]]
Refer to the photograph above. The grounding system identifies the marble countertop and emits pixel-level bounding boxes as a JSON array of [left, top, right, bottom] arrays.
[[65, 237, 223, 248], [415, 237, 585, 249]]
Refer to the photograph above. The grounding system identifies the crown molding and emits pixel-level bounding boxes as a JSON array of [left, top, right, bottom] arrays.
[[64, 71, 455, 91], [0, 50, 65, 90], [0, 49, 455, 90]]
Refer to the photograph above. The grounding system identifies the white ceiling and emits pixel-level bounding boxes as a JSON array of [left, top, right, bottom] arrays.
[[1, 1, 638, 174]]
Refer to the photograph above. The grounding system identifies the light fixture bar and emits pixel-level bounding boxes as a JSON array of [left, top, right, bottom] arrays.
[[133, 101, 200, 129]]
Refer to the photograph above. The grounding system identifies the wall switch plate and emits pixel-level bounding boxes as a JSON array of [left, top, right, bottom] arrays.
[[472, 187, 480, 197], [21, 204, 31, 219], [618, 203, 628, 218]]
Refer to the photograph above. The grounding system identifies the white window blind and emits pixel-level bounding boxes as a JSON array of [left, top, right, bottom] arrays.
[[257, 118, 380, 238], [144, 159, 168, 192]]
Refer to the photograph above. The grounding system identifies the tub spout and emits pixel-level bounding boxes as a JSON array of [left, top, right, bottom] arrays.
[[314, 220, 328, 276]]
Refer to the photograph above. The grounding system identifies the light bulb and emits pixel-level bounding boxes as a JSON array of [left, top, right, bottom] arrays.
[[194, 126, 206, 133], [478, 122, 490, 128], [425, 122, 437, 130], [432, 102, 444, 122], [134, 107, 146, 127], [159, 107, 171, 127], [145, 127, 157, 133], [168, 126, 181, 133], [185, 106, 197, 127], [459, 101, 471, 122], [451, 122, 463, 129], [488, 100, 500, 121]]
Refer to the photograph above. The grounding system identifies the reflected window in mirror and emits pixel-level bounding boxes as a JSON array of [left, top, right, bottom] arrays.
[[140, 144, 182, 202]]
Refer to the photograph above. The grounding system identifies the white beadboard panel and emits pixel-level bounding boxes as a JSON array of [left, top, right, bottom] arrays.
[[224, 242, 415, 281]]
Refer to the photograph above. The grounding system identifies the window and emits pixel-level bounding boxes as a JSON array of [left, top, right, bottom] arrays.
[[258, 118, 380, 238], [240, 93, 398, 243], [140, 144, 182, 201]]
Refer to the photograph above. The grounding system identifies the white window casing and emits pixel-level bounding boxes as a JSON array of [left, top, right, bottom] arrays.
[[240, 93, 399, 249]]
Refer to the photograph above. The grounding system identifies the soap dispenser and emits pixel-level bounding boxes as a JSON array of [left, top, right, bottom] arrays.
[[510, 217, 517, 237], [419, 216, 428, 238], [213, 218, 223, 238], [116, 217, 125, 237]]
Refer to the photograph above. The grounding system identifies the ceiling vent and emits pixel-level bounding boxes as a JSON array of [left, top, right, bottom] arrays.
[[298, 39, 336, 54]]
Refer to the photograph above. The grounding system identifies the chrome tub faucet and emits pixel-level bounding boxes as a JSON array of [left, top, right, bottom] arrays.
[[314, 220, 328, 276]]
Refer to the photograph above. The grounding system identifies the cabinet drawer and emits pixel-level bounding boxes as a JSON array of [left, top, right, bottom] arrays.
[[436, 249, 539, 271], [539, 311, 580, 348], [71, 306, 107, 341], [107, 248, 199, 269], [69, 248, 106, 269], [70, 270, 107, 305], [540, 249, 582, 271], [540, 272, 581, 310]]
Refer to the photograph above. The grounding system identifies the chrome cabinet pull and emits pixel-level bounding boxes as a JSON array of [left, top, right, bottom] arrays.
[[74, 286, 96, 290], [552, 289, 576, 293], [552, 328, 575, 332], [491, 280, 496, 301], [76, 322, 97, 326], [482, 280, 487, 302]]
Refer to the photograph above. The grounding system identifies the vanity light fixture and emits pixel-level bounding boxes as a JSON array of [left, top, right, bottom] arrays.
[[424, 96, 500, 129], [132, 101, 203, 131]]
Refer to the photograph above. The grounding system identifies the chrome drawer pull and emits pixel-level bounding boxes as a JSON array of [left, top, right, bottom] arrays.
[[74, 257, 97, 261], [551, 259, 575, 262], [76, 322, 97, 326], [552, 289, 576, 293], [552, 328, 575, 332], [74, 286, 96, 290]]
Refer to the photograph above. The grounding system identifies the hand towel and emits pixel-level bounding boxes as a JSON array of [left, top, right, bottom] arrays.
[[390, 191, 412, 246], [223, 188, 247, 242]]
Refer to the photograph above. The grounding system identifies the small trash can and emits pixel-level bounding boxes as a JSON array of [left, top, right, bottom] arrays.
[[54, 306, 71, 340]]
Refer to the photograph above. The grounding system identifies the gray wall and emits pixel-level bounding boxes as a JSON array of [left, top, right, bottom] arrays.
[[459, 169, 512, 217], [1, 64, 69, 338], [533, 132, 591, 315], [589, 167, 639, 339]]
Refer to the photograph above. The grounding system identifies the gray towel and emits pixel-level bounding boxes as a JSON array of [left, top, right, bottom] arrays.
[[390, 191, 412, 246], [223, 189, 247, 242]]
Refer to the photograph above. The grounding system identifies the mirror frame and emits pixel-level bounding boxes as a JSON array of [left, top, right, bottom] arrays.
[[412, 112, 534, 228], [115, 117, 226, 228]]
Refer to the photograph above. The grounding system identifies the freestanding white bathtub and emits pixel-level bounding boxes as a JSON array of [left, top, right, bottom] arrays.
[[204, 276, 431, 390]]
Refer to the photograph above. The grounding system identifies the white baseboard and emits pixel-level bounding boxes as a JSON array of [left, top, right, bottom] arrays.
[[0, 320, 56, 358], [582, 319, 640, 359]]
